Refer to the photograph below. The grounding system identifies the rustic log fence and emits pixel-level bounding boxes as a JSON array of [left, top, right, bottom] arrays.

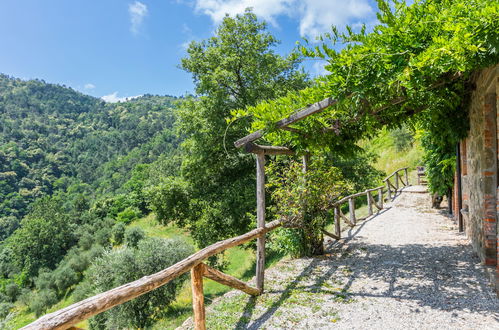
[[22, 220, 281, 330], [323, 167, 409, 241], [384, 167, 409, 200]]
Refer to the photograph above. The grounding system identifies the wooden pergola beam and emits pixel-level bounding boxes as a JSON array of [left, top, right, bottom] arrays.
[[244, 142, 294, 155], [234, 97, 337, 148]]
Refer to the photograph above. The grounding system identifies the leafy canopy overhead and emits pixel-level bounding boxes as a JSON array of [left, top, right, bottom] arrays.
[[233, 0, 498, 152]]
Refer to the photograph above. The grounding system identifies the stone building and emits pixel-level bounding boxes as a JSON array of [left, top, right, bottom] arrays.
[[452, 65, 498, 294]]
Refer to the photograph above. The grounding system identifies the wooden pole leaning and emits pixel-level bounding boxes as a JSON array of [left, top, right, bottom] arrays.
[[202, 264, 259, 296], [255, 152, 266, 293]]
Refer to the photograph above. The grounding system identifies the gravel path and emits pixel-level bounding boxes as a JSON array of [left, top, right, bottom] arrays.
[[181, 187, 499, 329]]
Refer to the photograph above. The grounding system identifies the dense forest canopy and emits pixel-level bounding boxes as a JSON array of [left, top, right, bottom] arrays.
[[0, 74, 178, 219]]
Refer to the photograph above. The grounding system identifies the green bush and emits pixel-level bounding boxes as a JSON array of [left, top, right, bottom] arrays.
[[53, 266, 78, 294], [390, 127, 414, 152], [0, 302, 13, 319], [116, 207, 141, 225], [0, 216, 20, 241], [267, 159, 351, 257], [4, 282, 19, 302], [124, 227, 145, 248], [29, 289, 57, 317], [111, 222, 126, 245], [88, 237, 194, 329]]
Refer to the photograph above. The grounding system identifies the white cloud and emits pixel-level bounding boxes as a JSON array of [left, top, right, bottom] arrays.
[[84, 83, 95, 90], [193, 0, 374, 39], [129, 1, 148, 35], [101, 92, 142, 103], [312, 60, 328, 76]]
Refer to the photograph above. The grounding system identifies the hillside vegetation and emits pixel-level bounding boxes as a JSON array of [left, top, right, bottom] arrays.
[[0, 74, 179, 219]]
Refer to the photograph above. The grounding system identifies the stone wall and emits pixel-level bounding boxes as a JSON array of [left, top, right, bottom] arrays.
[[458, 65, 498, 292]]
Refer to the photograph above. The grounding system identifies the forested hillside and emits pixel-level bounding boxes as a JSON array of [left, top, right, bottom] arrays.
[[0, 74, 178, 219], [0, 76, 187, 325]]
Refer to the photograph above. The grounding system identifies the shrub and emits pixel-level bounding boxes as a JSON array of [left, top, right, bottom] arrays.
[[88, 238, 194, 329], [35, 270, 56, 292], [116, 207, 141, 225], [390, 126, 414, 152], [0, 216, 20, 241], [29, 289, 57, 317], [4, 283, 19, 302], [0, 302, 13, 319], [124, 227, 145, 248], [53, 266, 79, 294], [94, 227, 111, 248], [111, 223, 126, 245], [78, 231, 94, 250], [267, 159, 351, 257]]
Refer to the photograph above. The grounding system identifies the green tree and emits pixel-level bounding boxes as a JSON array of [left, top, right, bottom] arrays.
[[7, 197, 76, 280], [160, 9, 308, 247], [87, 238, 194, 329]]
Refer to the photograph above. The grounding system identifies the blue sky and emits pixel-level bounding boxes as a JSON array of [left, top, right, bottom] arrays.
[[0, 0, 379, 102]]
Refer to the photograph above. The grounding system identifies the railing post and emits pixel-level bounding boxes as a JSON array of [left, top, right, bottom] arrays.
[[395, 172, 399, 191], [255, 153, 266, 293], [348, 198, 356, 225], [367, 191, 373, 216], [334, 206, 341, 238], [191, 264, 206, 330], [378, 187, 383, 209], [404, 168, 409, 186], [386, 180, 391, 200]]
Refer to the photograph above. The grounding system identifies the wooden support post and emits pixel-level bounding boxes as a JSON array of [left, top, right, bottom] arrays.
[[191, 264, 206, 330], [404, 168, 409, 186], [367, 191, 373, 216], [378, 187, 383, 209], [394, 172, 399, 191], [302, 153, 310, 173], [386, 180, 391, 200], [255, 153, 266, 293], [334, 207, 341, 238], [348, 198, 356, 226]]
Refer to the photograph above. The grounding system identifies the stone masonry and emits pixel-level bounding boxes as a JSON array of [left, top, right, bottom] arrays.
[[457, 65, 498, 293]]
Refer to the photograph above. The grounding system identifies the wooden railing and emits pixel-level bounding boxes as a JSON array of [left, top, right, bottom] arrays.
[[323, 167, 409, 241], [24, 168, 410, 330], [384, 167, 409, 200], [22, 220, 281, 330]]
